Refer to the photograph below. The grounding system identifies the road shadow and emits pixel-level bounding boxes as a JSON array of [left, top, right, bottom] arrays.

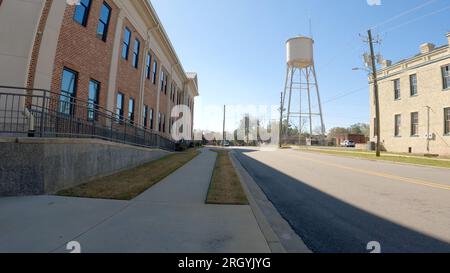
[[233, 148, 450, 253]]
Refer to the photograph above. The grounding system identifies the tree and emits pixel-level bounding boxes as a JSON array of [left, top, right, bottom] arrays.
[[327, 127, 349, 139], [349, 123, 370, 137]]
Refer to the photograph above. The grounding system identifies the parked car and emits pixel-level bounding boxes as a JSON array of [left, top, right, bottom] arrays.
[[340, 140, 356, 147], [223, 140, 230, 147]]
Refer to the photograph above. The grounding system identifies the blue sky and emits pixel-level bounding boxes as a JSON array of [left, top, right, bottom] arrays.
[[151, 0, 450, 132]]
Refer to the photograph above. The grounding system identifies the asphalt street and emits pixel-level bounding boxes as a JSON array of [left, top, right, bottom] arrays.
[[234, 148, 450, 253]]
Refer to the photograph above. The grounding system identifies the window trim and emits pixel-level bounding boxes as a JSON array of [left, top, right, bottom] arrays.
[[152, 60, 158, 84], [445, 107, 450, 136], [142, 105, 148, 129], [442, 64, 450, 90], [160, 70, 165, 92], [393, 79, 401, 100], [60, 67, 78, 116], [409, 74, 418, 97], [132, 38, 140, 69], [394, 114, 401, 137], [96, 1, 111, 42], [88, 79, 100, 121], [410, 112, 419, 137], [158, 112, 162, 131], [73, 0, 91, 27], [121, 27, 131, 60], [116, 92, 125, 123], [149, 108, 154, 130], [146, 53, 151, 79], [128, 97, 135, 123]]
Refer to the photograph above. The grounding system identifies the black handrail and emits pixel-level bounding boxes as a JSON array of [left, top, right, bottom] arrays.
[[0, 85, 175, 151]]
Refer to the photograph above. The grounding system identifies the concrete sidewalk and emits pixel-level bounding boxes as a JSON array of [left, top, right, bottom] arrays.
[[0, 148, 270, 253]]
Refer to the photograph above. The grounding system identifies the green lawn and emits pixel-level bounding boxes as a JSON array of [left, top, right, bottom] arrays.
[[295, 147, 450, 169], [206, 150, 248, 205], [57, 149, 200, 200]]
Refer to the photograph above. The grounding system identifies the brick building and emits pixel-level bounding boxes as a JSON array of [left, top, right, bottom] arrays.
[[370, 33, 450, 155], [335, 134, 367, 146], [0, 0, 198, 140]]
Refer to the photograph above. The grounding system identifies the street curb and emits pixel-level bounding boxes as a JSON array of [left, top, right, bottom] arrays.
[[229, 150, 312, 253]]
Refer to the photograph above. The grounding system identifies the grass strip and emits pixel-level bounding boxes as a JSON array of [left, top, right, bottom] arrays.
[[296, 147, 450, 169], [57, 149, 200, 200], [206, 150, 249, 205]]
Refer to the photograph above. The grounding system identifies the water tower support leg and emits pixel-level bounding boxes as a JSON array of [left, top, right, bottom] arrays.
[[286, 67, 294, 128], [311, 66, 326, 141], [306, 68, 313, 139]]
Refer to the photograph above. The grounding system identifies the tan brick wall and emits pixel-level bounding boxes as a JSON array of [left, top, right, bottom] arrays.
[[50, 0, 119, 108], [370, 47, 450, 155]]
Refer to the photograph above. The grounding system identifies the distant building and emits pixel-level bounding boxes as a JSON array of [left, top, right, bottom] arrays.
[[370, 33, 450, 155], [0, 0, 198, 140], [335, 134, 367, 146]]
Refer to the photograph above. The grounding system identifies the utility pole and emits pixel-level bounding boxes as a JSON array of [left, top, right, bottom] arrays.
[[368, 29, 381, 157], [427, 106, 430, 153], [222, 105, 226, 146], [279, 92, 283, 148]]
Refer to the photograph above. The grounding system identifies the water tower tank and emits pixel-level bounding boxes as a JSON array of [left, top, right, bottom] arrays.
[[286, 36, 314, 68]]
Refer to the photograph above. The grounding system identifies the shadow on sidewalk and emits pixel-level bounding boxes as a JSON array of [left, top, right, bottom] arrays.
[[234, 149, 450, 253]]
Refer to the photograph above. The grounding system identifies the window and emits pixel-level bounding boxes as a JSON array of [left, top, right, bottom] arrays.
[[116, 93, 124, 122], [73, 0, 91, 26], [160, 71, 165, 92], [121, 27, 131, 60], [132, 39, 140, 68], [146, 53, 151, 79], [162, 113, 166, 133], [443, 65, 450, 90], [158, 112, 162, 131], [394, 114, 401, 137], [411, 112, 419, 136], [149, 108, 154, 130], [152, 60, 158, 84], [394, 79, 401, 100], [172, 84, 177, 102], [164, 75, 168, 94], [177, 91, 182, 105], [143, 105, 148, 128], [128, 97, 135, 123], [60, 68, 78, 115], [445, 108, 450, 135], [170, 82, 173, 101], [96, 2, 111, 41], [410, 74, 417, 96], [88, 80, 100, 121]]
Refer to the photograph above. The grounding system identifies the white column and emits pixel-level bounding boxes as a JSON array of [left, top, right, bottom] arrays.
[[106, 9, 124, 113]]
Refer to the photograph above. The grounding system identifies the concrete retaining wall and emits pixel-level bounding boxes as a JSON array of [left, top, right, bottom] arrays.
[[0, 138, 170, 196]]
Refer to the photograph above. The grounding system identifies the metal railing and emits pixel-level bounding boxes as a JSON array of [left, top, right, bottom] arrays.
[[0, 86, 175, 150]]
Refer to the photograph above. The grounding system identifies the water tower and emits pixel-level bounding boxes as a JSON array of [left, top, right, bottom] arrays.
[[282, 36, 325, 145]]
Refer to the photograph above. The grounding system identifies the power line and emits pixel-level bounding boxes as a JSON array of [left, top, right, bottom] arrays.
[[381, 3, 450, 34], [310, 86, 367, 110], [319, 0, 441, 72], [371, 0, 438, 30]]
